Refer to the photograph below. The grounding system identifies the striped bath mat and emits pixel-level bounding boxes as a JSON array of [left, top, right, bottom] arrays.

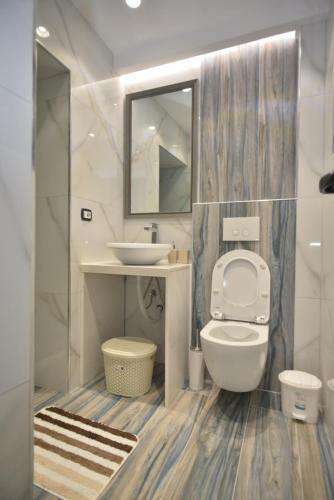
[[34, 407, 138, 500]]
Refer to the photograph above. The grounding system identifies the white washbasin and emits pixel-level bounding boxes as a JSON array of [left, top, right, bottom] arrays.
[[107, 242, 172, 265]]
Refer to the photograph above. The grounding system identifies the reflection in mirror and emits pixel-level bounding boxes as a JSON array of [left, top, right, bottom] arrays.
[[126, 81, 197, 216]]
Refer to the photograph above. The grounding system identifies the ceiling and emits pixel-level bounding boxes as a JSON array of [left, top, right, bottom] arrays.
[[72, 0, 330, 74]]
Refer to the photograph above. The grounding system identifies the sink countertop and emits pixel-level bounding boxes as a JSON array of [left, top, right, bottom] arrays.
[[80, 261, 191, 278]]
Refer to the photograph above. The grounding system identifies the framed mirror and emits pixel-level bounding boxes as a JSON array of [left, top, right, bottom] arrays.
[[124, 80, 198, 217]]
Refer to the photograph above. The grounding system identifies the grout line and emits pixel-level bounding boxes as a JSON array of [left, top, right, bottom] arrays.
[[231, 396, 252, 500]]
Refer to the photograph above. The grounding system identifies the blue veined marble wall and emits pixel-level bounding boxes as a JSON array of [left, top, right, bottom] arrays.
[[200, 35, 298, 203], [193, 200, 296, 391]]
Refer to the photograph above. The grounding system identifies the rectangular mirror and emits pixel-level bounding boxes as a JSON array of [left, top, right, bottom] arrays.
[[125, 80, 198, 217]]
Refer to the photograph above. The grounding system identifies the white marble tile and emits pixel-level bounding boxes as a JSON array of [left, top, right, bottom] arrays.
[[71, 197, 123, 249], [0, 1, 33, 102], [294, 297, 320, 376], [300, 20, 326, 98], [35, 196, 69, 294], [36, 78, 69, 198], [124, 216, 193, 251], [320, 300, 334, 382], [71, 95, 123, 205], [0, 145, 33, 394], [322, 197, 334, 300], [125, 276, 165, 363], [0, 85, 33, 156], [82, 274, 124, 385], [36, 0, 114, 87], [0, 382, 32, 499], [295, 198, 322, 299], [298, 95, 325, 198], [35, 292, 68, 391], [69, 292, 82, 391]]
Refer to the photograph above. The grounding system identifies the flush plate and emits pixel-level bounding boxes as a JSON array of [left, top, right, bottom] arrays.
[[223, 216, 260, 241]]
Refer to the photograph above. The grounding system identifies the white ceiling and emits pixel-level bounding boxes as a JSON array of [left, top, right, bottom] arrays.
[[72, 0, 330, 73]]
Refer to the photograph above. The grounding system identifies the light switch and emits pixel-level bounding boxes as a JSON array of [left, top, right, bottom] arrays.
[[223, 216, 260, 241]]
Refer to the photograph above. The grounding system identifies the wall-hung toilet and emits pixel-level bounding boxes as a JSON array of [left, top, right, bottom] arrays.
[[200, 249, 271, 392]]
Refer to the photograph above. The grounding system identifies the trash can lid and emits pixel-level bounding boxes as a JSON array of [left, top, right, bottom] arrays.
[[102, 337, 157, 358], [278, 370, 322, 390]]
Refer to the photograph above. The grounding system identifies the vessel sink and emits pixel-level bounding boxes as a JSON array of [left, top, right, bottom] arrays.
[[107, 242, 172, 265]]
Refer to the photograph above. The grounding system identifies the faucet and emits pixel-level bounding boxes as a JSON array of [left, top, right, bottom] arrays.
[[144, 222, 158, 243]]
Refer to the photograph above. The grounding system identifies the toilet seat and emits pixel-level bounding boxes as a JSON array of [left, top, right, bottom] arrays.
[[210, 249, 270, 324], [201, 320, 268, 347]]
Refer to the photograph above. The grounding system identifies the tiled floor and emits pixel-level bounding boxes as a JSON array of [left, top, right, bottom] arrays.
[[33, 367, 334, 500]]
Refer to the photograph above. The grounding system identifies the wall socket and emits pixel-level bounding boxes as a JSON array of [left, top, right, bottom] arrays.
[[81, 208, 92, 221]]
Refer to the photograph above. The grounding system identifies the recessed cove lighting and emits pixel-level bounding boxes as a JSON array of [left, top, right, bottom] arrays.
[[125, 0, 141, 8], [36, 26, 50, 38], [148, 126, 156, 131], [182, 88, 192, 93]]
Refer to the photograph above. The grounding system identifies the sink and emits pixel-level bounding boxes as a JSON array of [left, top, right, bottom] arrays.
[[107, 242, 172, 265]]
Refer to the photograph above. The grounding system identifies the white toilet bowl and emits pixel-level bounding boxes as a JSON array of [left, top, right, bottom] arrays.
[[201, 320, 269, 392], [200, 249, 271, 392]]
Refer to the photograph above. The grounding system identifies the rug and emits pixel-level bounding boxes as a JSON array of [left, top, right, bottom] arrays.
[[34, 406, 138, 500]]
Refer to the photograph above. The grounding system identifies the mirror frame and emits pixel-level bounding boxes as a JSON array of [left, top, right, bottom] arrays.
[[124, 79, 199, 218]]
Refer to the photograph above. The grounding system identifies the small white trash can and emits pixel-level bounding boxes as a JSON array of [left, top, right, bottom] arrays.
[[102, 337, 157, 397], [279, 370, 322, 424]]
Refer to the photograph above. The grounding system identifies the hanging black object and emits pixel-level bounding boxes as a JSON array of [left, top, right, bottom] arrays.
[[319, 172, 334, 193]]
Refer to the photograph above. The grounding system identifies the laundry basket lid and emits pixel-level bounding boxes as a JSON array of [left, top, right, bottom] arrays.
[[278, 370, 322, 390], [102, 337, 157, 358]]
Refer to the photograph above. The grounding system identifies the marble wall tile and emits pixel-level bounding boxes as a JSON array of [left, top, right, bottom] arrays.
[[298, 95, 326, 199], [35, 195, 69, 294], [295, 198, 322, 299], [82, 274, 125, 385], [36, 76, 69, 198], [125, 277, 166, 363], [34, 292, 68, 391], [294, 298, 321, 377], [36, 0, 114, 87], [200, 35, 298, 203], [322, 197, 334, 301], [0, 0, 34, 495], [0, 88, 34, 395], [69, 292, 82, 391], [71, 92, 123, 207], [0, 1, 33, 101], [71, 196, 123, 252], [299, 21, 326, 98], [0, 382, 33, 499], [320, 300, 334, 387], [124, 216, 193, 250], [193, 199, 296, 391]]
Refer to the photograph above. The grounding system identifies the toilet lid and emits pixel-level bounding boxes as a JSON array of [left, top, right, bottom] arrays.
[[210, 250, 270, 324]]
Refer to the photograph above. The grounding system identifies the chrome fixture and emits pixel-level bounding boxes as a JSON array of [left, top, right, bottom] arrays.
[[144, 223, 158, 243]]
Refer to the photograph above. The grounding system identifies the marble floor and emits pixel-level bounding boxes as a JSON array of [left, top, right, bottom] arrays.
[[34, 367, 334, 500]]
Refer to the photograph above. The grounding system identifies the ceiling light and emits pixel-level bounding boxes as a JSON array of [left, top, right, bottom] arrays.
[[88, 132, 95, 137], [182, 88, 191, 93], [125, 0, 141, 8], [309, 242, 321, 247], [148, 126, 156, 131], [36, 26, 50, 38]]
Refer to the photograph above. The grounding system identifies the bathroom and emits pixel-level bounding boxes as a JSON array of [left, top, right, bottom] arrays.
[[1, 0, 334, 498]]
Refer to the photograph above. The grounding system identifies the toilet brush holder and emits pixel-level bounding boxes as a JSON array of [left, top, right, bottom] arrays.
[[189, 330, 204, 391]]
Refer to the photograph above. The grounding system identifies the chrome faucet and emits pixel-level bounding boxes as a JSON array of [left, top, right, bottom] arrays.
[[144, 222, 158, 243]]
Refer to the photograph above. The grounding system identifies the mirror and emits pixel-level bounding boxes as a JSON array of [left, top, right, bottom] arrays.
[[125, 80, 198, 216]]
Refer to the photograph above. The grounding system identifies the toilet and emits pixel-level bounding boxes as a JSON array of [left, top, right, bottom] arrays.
[[200, 249, 271, 392]]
